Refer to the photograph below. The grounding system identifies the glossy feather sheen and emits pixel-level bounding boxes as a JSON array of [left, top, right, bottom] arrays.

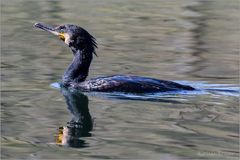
[[69, 75, 195, 93]]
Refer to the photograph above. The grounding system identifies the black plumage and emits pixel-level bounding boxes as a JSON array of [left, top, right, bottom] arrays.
[[34, 23, 195, 93]]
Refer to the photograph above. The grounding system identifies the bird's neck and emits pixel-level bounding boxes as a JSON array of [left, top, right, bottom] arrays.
[[62, 49, 93, 84]]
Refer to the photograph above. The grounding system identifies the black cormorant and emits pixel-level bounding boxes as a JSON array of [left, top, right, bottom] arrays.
[[34, 22, 195, 93]]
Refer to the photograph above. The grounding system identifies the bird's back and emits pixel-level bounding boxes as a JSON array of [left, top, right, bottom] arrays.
[[74, 75, 195, 93]]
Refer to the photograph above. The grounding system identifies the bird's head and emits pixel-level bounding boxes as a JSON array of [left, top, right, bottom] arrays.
[[34, 22, 97, 55]]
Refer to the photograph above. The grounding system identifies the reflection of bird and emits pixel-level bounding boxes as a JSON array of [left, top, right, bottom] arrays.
[[34, 23, 195, 93], [56, 87, 92, 148]]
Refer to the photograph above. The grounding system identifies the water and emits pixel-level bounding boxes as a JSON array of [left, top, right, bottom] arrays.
[[1, 0, 239, 159]]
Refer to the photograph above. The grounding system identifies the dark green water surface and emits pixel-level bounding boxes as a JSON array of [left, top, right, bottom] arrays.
[[1, 0, 239, 159]]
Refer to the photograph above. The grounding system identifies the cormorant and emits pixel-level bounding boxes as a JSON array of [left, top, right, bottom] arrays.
[[34, 22, 195, 93]]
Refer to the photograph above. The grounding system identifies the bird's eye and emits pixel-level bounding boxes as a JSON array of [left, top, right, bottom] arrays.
[[59, 29, 64, 33]]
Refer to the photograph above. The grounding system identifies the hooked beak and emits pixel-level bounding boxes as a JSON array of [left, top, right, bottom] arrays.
[[34, 22, 65, 41]]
